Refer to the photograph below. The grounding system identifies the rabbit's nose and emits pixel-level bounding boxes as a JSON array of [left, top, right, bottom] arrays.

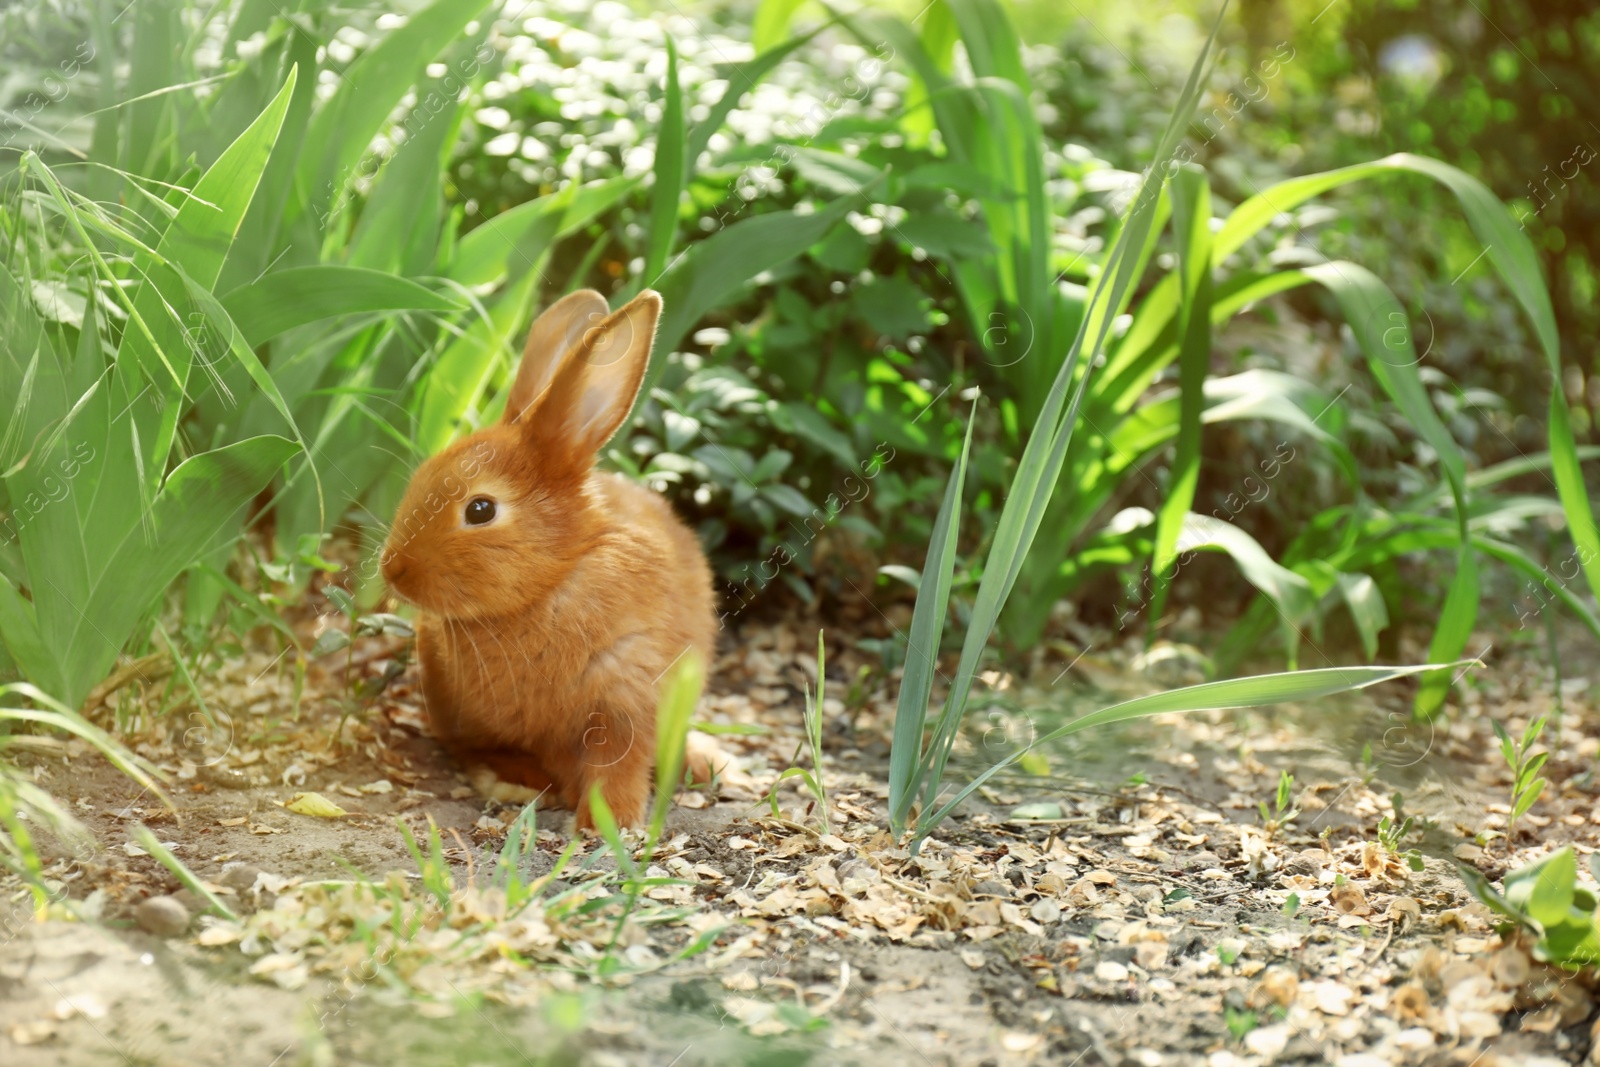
[[380, 550, 407, 586]]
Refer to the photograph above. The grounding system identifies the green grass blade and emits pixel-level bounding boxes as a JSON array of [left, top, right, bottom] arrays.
[[292, 0, 489, 232], [1216, 154, 1600, 609], [648, 650, 705, 851], [752, 0, 808, 54], [119, 66, 299, 476], [417, 270, 542, 453], [182, 277, 324, 530], [911, 4, 1229, 818], [1147, 164, 1213, 635], [0, 584, 49, 689], [130, 824, 239, 921], [347, 81, 460, 277], [1, 683, 169, 809], [686, 25, 827, 165], [642, 37, 685, 288], [1475, 536, 1600, 644], [1303, 261, 1475, 715], [1335, 572, 1390, 662], [1175, 511, 1314, 661], [60, 435, 298, 708], [220, 266, 463, 346], [916, 663, 1459, 843], [887, 406, 974, 834]]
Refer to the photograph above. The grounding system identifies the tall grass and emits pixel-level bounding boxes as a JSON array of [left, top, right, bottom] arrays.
[[838, 0, 1596, 719], [878, 4, 1490, 847], [0, 0, 874, 709]]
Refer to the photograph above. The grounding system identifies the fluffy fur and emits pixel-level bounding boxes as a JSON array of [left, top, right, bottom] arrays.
[[380, 290, 716, 829]]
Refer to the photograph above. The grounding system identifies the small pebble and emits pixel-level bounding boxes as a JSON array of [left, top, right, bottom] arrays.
[[1095, 960, 1129, 982], [220, 864, 262, 892], [136, 895, 190, 937]]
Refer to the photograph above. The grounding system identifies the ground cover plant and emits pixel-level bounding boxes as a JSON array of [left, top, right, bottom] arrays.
[[1, 0, 1599, 1064]]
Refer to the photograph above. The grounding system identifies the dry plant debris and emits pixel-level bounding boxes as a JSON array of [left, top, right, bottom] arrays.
[[3, 613, 1599, 1065]]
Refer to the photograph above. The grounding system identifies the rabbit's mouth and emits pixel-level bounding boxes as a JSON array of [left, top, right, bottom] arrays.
[[379, 551, 422, 606]]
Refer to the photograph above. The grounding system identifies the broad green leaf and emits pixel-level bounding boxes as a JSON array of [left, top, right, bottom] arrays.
[[895, 214, 995, 259], [292, 0, 490, 232], [1511, 848, 1576, 931], [0, 582, 47, 688], [752, 0, 809, 54], [48, 436, 298, 707], [642, 37, 685, 288], [1304, 261, 1475, 716], [220, 267, 463, 346], [651, 177, 882, 382]]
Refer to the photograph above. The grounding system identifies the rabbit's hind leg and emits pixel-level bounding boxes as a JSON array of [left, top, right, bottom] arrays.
[[457, 747, 563, 807]]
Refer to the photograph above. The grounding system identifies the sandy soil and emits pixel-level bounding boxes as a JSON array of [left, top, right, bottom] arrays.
[[2, 613, 1598, 1067]]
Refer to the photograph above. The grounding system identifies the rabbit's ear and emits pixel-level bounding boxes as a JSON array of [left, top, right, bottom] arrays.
[[525, 290, 660, 459], [504, 289, 611, 424]]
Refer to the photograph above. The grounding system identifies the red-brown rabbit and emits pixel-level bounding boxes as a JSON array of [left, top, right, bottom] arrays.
[[380, 290, 716, 830]]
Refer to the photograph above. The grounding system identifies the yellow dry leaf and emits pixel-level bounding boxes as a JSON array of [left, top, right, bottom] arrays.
[[287, 792, 347, 818]]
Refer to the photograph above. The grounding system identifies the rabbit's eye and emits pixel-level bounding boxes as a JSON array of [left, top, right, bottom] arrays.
[[464, 497, 497, 526]]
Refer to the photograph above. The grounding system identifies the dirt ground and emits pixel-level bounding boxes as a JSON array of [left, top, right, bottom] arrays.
[[3, 609, 1599, 1067]]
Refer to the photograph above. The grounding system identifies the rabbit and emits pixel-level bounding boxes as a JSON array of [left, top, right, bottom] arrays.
[[379, 289, 717, 831]]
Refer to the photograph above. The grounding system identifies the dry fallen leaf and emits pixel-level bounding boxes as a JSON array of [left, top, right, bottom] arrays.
[[1331, 882, 1371, 916], [1303, 979, 1353, 1016], [8, 1021, 57, 1046], [1387, 896, 1421, 930], [286, 792, 347, 818], [1250, 968, 1299, 1010]]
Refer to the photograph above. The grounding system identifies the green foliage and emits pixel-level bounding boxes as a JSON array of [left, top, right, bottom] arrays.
[[0, 682, 166, 898], [1258, 770, 1300, 838], [0, 1, 1592, 889], [1224, 1006, 1259, 1041], [1461, 847, 1600, 969], [874, 5, 1489, 847], [1377, 793, 1425, 873], [1493, 714, 1550, 849]]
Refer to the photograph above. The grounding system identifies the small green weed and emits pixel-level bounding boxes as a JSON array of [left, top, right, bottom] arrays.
[[1377, 793, 1425, 873], [764, 630, 831, 831], [1493, 714, 1549, 850], [1258, 771, 1300, 839]]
